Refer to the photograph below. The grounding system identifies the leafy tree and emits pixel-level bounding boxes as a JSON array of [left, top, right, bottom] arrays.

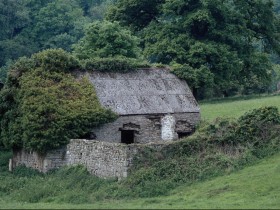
[[0, 49, 117, 153], [33, 0, 87, 51], [73, 21, 140, 59], [106, 0, 164, 31], [108, 0, 280, 98], [0, 0, 30, 40]]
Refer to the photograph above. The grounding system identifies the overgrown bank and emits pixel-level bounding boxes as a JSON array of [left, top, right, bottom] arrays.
[[0, 106, 279, 204]]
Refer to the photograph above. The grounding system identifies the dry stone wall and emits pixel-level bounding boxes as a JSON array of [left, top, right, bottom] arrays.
[[66, 139, 139, 178], [11, 140, 164, 179], [12, 148, 67, 173]]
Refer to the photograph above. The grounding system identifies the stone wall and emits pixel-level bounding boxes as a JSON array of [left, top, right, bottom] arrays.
[[11, 139, 164, 179], [66, 139, 139, 178], [92, 112, 200, 143], [12, 148, 67, 173]]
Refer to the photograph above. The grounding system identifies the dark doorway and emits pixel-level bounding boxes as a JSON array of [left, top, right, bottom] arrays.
[[177, 132, 192, 139], [121, 130, 134, 144], [80, 132, 96, 140]]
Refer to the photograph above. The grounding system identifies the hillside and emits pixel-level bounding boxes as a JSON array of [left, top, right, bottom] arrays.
[[200, 94, 280, 121], [0, 152, 279, 209]]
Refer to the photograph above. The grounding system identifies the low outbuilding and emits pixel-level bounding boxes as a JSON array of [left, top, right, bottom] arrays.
[[83, 68, 200, 144], [11, 68, 201, 179]]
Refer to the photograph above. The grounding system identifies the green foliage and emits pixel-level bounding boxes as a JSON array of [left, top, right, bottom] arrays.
[[73, 21, 141, 59], [0, 60, 13, 82], [31, 49, 80, 72], [108, 0, 280, 98], [82, 57, 150, 72], [12, 165, 44, 178], [234, 107, 280, 146], [0, 0, 114, 68], [171, 63, 214, 91], [106, 0, 164, 31], [33, 0, 86, 51], [0, 49, 117, 153], [270, 64, 280, 91], [0, 150, 11, 173], [0, 0, 30, 40]]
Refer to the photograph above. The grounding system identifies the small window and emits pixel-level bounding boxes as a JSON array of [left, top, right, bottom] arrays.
[[121, 130, 134, 144], [177, 132, 192, 139]]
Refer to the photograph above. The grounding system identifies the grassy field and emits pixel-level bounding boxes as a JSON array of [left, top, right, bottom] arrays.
[[200, 94, 280, 121], [1, 152, 279, 209]]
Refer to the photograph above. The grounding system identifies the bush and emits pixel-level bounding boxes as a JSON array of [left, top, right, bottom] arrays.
[[31, 49, 80, 72], [235, 106, 280, 144]]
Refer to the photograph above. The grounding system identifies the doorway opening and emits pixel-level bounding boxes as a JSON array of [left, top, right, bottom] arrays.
[[177, 132, 192, 139], [121, 130, 135, 144]]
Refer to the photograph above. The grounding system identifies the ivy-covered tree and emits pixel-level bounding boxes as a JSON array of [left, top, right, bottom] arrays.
[[0, 49, 117, 153]]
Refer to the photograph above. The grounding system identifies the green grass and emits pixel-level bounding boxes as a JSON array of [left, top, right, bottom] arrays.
[[200, 94, 280, 121], [1, 152, 279, 209]]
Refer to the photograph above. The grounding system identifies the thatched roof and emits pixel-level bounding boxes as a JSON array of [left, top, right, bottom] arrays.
[[84, 68, 199, 115]]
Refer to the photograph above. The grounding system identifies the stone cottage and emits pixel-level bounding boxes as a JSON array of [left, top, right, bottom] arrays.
[[83, 68, 200, 143], [11, 68, 200, 179]]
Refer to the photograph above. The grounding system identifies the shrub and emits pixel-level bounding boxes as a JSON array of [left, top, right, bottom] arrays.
[[31, 48, 80, 72], [235, 106, 280, 144]]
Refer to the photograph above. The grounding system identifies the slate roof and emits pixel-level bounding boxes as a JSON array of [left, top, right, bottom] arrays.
[[84, 68, 200, 115]]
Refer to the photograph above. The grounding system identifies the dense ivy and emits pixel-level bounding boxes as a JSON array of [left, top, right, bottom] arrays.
[[0, 49, 117, 153]]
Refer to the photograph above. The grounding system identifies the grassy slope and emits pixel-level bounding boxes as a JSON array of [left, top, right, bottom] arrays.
[[200, 94, 280, 121], [1, 152, 279, 209]]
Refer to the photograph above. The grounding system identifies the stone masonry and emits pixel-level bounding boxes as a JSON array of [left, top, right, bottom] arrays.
[[11, 139, 164, 179], [92, 113, 200, 143]]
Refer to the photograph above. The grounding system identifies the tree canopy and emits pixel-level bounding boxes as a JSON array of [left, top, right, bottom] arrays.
[[73, 21, 140, 59], [0, 0, 115, 81], [108, 0, 280, 98]]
